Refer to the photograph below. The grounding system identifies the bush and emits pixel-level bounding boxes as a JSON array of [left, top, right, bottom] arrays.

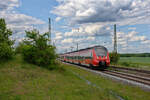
[[20, 29, 57, 67], [119, 53, 150, 57], [120, 62, 130, 66], [0, 18, 14, 61], [0, 42, 14, 60], [110, 52, 120, 64]]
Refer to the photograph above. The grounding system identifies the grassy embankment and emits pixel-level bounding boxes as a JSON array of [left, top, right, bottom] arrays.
[[116, 57, 150, 70], [0, 55, 150, 100]]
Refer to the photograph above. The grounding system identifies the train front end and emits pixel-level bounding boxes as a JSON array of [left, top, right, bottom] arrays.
[[93, 46, 110, 68]]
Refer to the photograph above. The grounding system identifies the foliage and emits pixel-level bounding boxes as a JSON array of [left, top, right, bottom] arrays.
[[20, 29, 57, 66], [15, 42, 25, 54], [120, 62, 130, 66], [109, 52, 120, 64], [119, 53, 150, 57], [0, 55, 149, 100], [0, 18, 14, 61], [117, 57, 150, 70]]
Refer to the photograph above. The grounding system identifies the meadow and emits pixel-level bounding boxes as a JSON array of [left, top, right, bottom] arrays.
[[0, 55, 150, 100], [117, 57, 150, 70], [119, 57, 150, 64]]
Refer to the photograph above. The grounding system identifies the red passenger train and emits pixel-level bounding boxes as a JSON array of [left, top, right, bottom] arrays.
[[60, 45, 110, 69]]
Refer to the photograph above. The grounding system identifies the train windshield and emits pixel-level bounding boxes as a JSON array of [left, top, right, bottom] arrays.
[[95, 47, 107, 57]]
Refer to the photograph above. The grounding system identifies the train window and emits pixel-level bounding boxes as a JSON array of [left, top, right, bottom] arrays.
[[82, 56, 84, 59], [76, 56, 78, 59], [79, 56, 80, 59], [95, 47, 107, 56]]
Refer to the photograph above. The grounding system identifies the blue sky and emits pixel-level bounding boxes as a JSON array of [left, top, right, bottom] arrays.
[[16, 0, 63, 33], [0, 0, 150, 53], [17, 0, 57, 21]]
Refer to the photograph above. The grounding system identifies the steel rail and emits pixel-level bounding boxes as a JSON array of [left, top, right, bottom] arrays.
[[103, 70, 150, 86], [110, 66, 150, 74], [61, 61, 150, 90]]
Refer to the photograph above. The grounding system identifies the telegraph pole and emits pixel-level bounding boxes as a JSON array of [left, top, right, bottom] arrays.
[[77, 43, 78, 51], [70, 46, 74, 52], [76, 28, 79, 51], [48, 18, 51, 44], [65, 49, 68, 53], [114, 24, 117, 53]]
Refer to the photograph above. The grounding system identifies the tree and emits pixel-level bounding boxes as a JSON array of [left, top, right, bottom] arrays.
[[109, 52, 120, 64], [21, 29, 57, 67], [0, 18, 14, 60]]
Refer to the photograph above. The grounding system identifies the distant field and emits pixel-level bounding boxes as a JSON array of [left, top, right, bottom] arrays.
[[119, 57, 150, 64], [117, 57, 150, 70]]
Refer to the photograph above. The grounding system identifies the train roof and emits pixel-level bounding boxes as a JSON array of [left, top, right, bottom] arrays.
[[61, 45, 107, 55]]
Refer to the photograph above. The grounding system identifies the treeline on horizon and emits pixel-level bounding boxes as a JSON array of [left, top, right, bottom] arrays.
[[118, 53, 150, 57]]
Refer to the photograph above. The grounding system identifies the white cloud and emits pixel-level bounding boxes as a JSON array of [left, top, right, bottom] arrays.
[[141, 40, 150, 44], [54, 32, 63, 40], [57, 25, 150, 53], [55, 32, 62, 36], [64, 23, 111, 37], [55, 35, 63, 40], [87, 37, 95, 41], [126, 31, 138, 38], [0, 0, 19, 11], [128, 27, 136, 30], [1, 12, 45, 32], [55, 17, 62, 22], [112, 30, 149, 53], [76, 8, 96, 17], [51, 0, 150, 53], [52, 0, 150, 25], [0, 0, 46, 44], [117, 31, 147, 43], [1, 12, 45, 34], [61, 38, 73, 43], [130, 36, 146, 42]]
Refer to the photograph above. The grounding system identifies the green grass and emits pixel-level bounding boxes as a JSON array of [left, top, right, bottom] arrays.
[[117, 57, 150, 70], [0, 55, 150, 100], [63, 64, 150, 100], [119, 57, 150, 64]]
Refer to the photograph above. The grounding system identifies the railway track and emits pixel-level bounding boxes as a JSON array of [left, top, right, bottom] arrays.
[[104, 66, 150, 86], [62, 61, 150, 90], [109, 66, 150, 77], [103, 70, 150, 86]]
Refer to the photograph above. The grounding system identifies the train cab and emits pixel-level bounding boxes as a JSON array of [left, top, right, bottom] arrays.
[[93, 46, 110, 67]]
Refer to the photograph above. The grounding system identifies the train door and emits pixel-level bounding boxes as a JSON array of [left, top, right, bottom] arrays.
[[85, 50, 91, 64]]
